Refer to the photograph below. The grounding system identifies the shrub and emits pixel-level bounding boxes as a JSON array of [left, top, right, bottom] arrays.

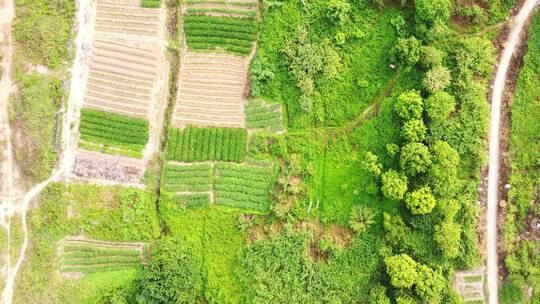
[[400, 143, 432, 176], [381, 170, 408, 201], [385, 254, 418, 288], [415, 0, 451, 25], [425, 91, 455, 123], [415, 265, 446, 303], [422, 66, 451, 93], [428, 140, 460, 197], [434, 220, 461, 258], [325, 0, 351, 26], [394, 90, 423, 121], [393, 37, 421, 66], [405, 186, 436, 215], [401, 119, 427, 142]]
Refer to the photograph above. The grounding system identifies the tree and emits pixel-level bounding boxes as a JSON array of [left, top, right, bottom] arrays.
[[422, 66, 451, 93], [419, 46, 444, 69], [415, 265, 446, 303], [393, 36, 421, 66], [428, 140, 460, 197], [385, 254, 419, 288], [383, 212, 409, 245], [394, 90, 423, 121], [425, 91, 455, 123], [136, 237, 202, 304], [415, 0, 451, 25], [434, 220, 461, 258], [400, 143, 432, 176], [401, 119, 427, 142], [396, 294, 419, 304], [325, 0, 351, 26], [405, 186, 436, 215], [369, 285, 391, 304], [381, 170, 408, 200], [362, 151, 382, 176], [349, 205, 376, 234]]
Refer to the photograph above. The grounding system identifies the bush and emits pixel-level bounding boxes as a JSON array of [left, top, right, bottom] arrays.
[[385, 254, 418, 288], [400, 143, 432, 176], [415, 0, 451, 25], [381, 170, 408, 201], [401, 119, 427, 142], [136, 236, 203, 304], [393, 37, 421, 66], [405, 186, 436, 215], [425, 91, 455, 123], [394, 90, 423, 121], [422, 66, 451, 93]]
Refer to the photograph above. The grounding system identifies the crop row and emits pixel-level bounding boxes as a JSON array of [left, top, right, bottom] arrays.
[[63, 256, 141, 266], [245, 100, 283, 131], [62, 264, 141, 274], [141, 0, 161, 8], [172, 193, 211, 207], [161, 164, 213, 192], [187, 7, 257, 18], [64, 244, 141, 256], [167, 125, 247, 162], [214, 162, 275, 212], [79, 109, 149, 153], [184, 15, 258, 56], [187, 0, 258, 7]]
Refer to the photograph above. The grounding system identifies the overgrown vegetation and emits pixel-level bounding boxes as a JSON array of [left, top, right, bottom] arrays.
[[502, 13, 540, 303]]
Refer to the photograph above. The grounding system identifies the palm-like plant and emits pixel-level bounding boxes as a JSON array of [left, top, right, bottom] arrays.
[[349, 205, 376, 234]]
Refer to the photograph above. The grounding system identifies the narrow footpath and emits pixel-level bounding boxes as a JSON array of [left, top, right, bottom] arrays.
[[487, 1, 539, 303]]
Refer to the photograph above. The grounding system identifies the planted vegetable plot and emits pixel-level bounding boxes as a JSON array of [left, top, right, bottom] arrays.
[[167, 125, 247, 162], [79, 109, 149, 158], [214, 162, 275, 212], [161, 163, 213, 192], [184, 15, 258, 56], [245, 99, 284, 132], [60, 240, 146, 275], [171, 193, 212, 207]]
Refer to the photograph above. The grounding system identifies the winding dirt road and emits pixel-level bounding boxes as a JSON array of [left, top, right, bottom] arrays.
[[487, 1, 539, 303]]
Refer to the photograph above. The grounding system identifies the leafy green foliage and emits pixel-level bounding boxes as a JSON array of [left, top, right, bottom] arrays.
[[414, 0, 451, 25], [161, 163, 213, 193], [422, 66, 451, 93], [348, 205, 375, 234], [394, 90, 423, 120], [325, 0, 351, 26], [10, 75, 62, 181], [245, 99, 284, 132], [385, 254, 418, 288], [381, 170, 408, 201], [214, 162, 276, 212], [400, 143, 432, 176], [79, 109, 149, 155], [393, 37, 421, 67], [184, 15, 258, 55], [362, 151, 382, 176], [166, 125, 247, 162], [428, 140, 460, 197], [415, 264, 445, 302], [405, 186, 436, 215], [434, 220, 461, 258], [135, 237, 202, 304], [369, 285, 391, 304], [141, 0, 161, 8], [425, 91, 455, 123], [401, 119, 427, 142], [13, 0, 75, 68]]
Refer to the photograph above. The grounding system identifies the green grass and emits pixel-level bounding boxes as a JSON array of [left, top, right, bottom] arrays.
[[245, 99, 284, 132], [214, 162, 276, 212], [79, 109, 149, 155], [161, 163, 214, 192], [166, 125, 247, 162]]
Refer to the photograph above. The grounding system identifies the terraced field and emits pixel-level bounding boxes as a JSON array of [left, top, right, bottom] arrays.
[[60, 238, 147, 276], [72, 0, 168, 185]]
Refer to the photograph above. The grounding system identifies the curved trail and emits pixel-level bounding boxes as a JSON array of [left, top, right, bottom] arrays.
[[0, 0, 91, 303], [487, 1, 539, 303]]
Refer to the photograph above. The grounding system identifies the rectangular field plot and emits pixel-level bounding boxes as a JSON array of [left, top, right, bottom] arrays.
[[184, 14, 259, 56], [96, 0, 162, 36], [79, 109, 149, 158], [174, 52, 248, 128], [60, 239, 146, 275], [166, 125, 247, 162], [161, 163, 213, 193], [214, 162, 275, 212], [245, 99, 284, 132]]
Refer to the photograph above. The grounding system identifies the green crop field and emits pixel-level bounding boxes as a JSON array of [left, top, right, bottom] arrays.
[[245, 99, 284, 132], [78, 109, 149, 157], [166, 125, 247, 162], [214, 162, 275, 212], [184, 14, 259, 56], [161, 163, 213, 193]]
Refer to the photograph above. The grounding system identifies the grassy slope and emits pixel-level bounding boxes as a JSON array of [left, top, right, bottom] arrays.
[[502, 13, 540, 303], [13, 184, 160, 304]]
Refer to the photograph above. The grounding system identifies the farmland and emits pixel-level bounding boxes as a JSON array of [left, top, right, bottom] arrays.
[[8, 0, 538, 303], [60, 239, 146, 275], [166, 125, 247, 162]]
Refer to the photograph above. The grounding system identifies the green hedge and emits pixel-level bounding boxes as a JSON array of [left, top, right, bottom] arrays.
[[79, 108, 149, 153], [167, 125, 247, 162], [214, 162, 275, 212], [161, 164, 213, 192]]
